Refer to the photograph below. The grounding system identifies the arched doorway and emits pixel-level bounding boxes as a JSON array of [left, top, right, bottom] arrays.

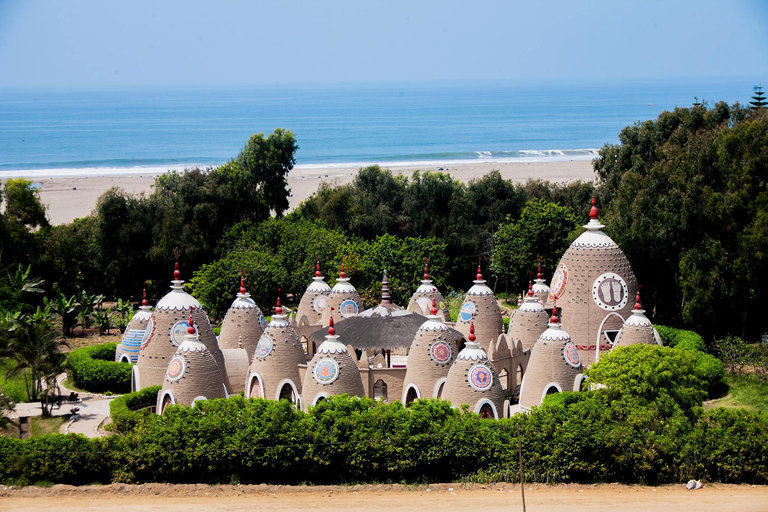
[[405, 386, 418, 405], [279, 382, 296, 402], [435, 381, 445, 398], [161, 393, 173, 413], [545, 385, 559, 396], [373, 379, 388, 401], [478, 403, 494, 419], [249, 376, 263, 399]]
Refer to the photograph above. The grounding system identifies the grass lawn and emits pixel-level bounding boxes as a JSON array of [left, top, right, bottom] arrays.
[[0, 358, 30, 403], [29, 415, 67, 436], [705, 375, 768, 413]]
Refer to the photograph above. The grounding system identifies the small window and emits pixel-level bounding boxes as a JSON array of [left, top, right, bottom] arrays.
[[373, 379, 388, 401]]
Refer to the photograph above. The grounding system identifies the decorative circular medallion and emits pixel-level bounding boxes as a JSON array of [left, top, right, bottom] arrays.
[[469, 364, 493, 391], [255, 335, 273, 359], [563, 342, 581, 368], [313, 358, 339, 384], [170, 320, 190, 346], [166, 356, 186, 382], [459, 302, 476, 322], [438, 301, 449, 315], [313, 294, 328, 313], [430, 341, 452, 364], [416, 297, 432, 315], [259, 315, 268, 330], [591, 272, 629, 311], [340, 299, 358, 316], [548, 263, 569, 302]]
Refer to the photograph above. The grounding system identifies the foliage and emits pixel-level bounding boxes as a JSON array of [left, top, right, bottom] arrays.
[[107, 385, 161, 435], [45, 288, 79, 336], [655, 325, 707, 351], [707, 375, 768, 413], [36, 217, 101, 295], [0, 392, 14, 429], [751, 85, 767, 110], [67, 343, 131, 394], [595, 102, 768, 340], [0, 358, 29, 403], [653, 325, 726, 394], [714, 335, 768, 382]]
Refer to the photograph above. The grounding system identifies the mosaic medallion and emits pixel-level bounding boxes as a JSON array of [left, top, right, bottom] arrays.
[[170, 320, 190, 346], [548, 263, 569, 302], [563, 342, 581, 368], [416, 297, 432, 315], [255, 335, 273, 359], [314, 358, 339, 384], [430, 341, 452, 364], [166, 356, 186, 382], [340, 299, 359, 316], [438, 301, 449, 315], [313, 294, 328, 313], [591, 272, 629, 311], [469, 364, 493, 391], [459, 302, 476, 322]]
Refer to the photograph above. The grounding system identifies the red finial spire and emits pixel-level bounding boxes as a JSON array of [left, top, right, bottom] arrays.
[[430, 296, 438, 316], [240, 270, 246, 295], [339, 256, 346, 279], [635, 284, 643, 310], [528, 278, 534, 297], [315, 258, 322, 277], [423, 258, 430, 280], [589, 197, 599, 220], [142, 286, 148, 307], [550, 301, 559, 324], [275, 288, 282, 315], [328, 308, 336, 335], [537, 258, 543, 280], [187, 315, 196, 335], [476, 257, 483, 281], [468, 318, 476, 342], [174, 262, 181, 280]]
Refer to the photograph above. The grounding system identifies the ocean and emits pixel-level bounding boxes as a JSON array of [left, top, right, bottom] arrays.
[[0, 79, 756, 177]]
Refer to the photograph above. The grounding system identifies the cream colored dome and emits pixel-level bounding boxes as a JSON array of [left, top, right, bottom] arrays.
[[218, 273, 266, 359], [455, 264, 504, 352], [407, 261, 451, 322], [116, 289, 153, 364], [507, 282, 549, 352], [319, 263, 365, 326], [296, 261, 332, 326]]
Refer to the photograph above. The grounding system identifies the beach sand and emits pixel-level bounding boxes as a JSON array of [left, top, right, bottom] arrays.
[[12, 160, 596, 226]]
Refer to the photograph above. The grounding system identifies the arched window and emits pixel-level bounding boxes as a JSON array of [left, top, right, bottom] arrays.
[[279, 383, 296, 402], [161, 393, 173, 413], [478, 403, 494, 419], [249, 377, 263, 399], [405, 386, 418, 405], [545, 385, 559, 396], [373, 379, 388, 401]]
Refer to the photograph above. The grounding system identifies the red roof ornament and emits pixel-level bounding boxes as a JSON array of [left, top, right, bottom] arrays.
[[315, 259, 322, 277], [142, 286, 149, 307], [635, 285, 643, 310], [339, 256, 346, 279], [476, 257, 483, 281], [550, 301, 559, 324], [423, 258, 430, 280], [528, 279, 534, 297], [174, 262, 181, 280], [468, 318, 476, 343], [430, 297, 438, 316], [537, 258, 543, 280], [589, 197, 599, 220], [240, 270, 247, 295], [328, 308, 336, 335], [187, 315, 196, 335], [275, 288, 282, 315]]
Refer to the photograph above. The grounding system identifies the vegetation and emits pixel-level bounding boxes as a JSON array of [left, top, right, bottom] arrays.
[[107, 385, 161, 435], [67, 343, 132, 394]]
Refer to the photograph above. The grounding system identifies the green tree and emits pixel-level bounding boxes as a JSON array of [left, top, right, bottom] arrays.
[[0, 179, 47, 269], [750, 85, 767, 110]]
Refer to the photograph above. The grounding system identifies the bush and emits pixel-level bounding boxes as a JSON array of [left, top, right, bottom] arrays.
[[67, 343, 132, 394], [654, 325, 725, 395], [655, 325, 707, 351], [106, 385, 161, 435]]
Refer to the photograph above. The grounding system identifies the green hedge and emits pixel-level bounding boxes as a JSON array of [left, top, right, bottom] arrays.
[[655, 325, 724, 394], [656, 325, 707, 351], [67, 343, 132, 394], [106, 385, 161, 435]]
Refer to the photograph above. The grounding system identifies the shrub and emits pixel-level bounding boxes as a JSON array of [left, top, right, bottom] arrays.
[[67, 343, 132, 394], [106, 385, 161, 435], [655, 325, 707, 351]]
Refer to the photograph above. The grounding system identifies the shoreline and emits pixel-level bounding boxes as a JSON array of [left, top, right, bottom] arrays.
[[4, 159, 596, 226]]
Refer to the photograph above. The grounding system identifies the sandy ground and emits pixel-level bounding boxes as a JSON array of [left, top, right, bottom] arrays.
[[1, 482, 766, 512], [12, 160, 595, 225]]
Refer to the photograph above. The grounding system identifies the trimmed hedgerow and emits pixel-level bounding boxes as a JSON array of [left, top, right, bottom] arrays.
[[67, 343, 132, 394], [106, 385, 161, 435], [655, 325, 725, 394], [655, 325, 707, 351]]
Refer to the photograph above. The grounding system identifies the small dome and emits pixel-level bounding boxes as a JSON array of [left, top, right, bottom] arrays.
[[442, 321, 505, 419], [296, 260, 332, 326], [156, 316, 227, 412], [508, 280, 549, 352], [531, 260, 550, 305], [407, 259, 451, 322], [218, 271, 266, 359], [301, 313, 365, 410], [455, 262, 504, 352], [519, 307, 583, 410], [319, 259, 365, 326], [614, 288, 660, 347], [116, 288, 153, 363]]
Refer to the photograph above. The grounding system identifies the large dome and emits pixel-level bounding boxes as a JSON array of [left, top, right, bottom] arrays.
[[296, 260, 332, 326], [115, 289, 153, 364], [507, 281, 549, 353], [218, 272, 266, 359], [319, 261, 365, 326], [548, 198, 637, 366], [407, 260, 451, 322], [454, 263, 504, 352]]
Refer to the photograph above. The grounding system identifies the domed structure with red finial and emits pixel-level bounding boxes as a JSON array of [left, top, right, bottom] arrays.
[[297, 259, 332, 326], [613, 285, 661, 348], [455, 259, 504, 352], [531, 259, 550, 305], [407, 258, 451, 322], [156, 314, 228, 412], [546, 197, 638, 366], [443, 318, 506, 419], [518, 302, 583, 410], [116, 286, 154, 363], [319, 257, 365, 326], [403, 297, 460, 403], [302, 308, 365, 410], [246, 289, 306, 404], [507, 278, 550, 353], [219, 270, 267, 360]]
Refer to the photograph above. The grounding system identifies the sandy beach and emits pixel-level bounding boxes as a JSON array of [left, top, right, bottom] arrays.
[[8, 160, 595, 226]]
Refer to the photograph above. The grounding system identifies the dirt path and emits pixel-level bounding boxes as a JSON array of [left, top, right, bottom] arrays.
[[1, 483, 766, 512]]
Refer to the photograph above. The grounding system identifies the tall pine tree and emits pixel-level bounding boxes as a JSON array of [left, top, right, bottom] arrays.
[[750, 85, 767, 110]]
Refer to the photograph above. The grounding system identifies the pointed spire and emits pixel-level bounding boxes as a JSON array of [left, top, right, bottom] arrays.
[[528, 278, 534, 297], [634, 285, 643, 310], [537, 258, 543, 280], [476, 257, 483, 281], [423, 258, 430, 280], [173, 262, 181, 280], [275, 288, 283, 315], [315, 258, 322, 277], [550, 301, 559, 324], [240, 270, 247, 295], [589, 197, 599, 220], [381, 270, 391, 304], [142, 286, 149, 307], [328, 308, 336, 336], [468, 318, 476, 343], [339, 256, 346, 279], [187, 314, 196, 335], [430, 296, 438, 316]]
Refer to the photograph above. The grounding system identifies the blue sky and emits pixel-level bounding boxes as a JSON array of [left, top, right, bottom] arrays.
[[0, 0, 766, 87]]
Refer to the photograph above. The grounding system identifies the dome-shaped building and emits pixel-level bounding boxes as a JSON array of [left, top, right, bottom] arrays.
[[402, 298, 459, 403], [547, 198, 638, 366], [531, 260, 550, 305], [518, 306, 583, 410], [407, 260, 451, 322], [508, 280, 550, 353], [246, 292, 306, 404], [296, 260, 332, 326], [443, 321, 506, 419], [156, 316, 228, 412], [301, 313, 365, 410], [218, 271, 266, 360], [613, 288, 661, 348], [115, 288, 153, 363], [455, 263, 504, 352], [133, 263, 229, 392], [319, 260, 365, 326]]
